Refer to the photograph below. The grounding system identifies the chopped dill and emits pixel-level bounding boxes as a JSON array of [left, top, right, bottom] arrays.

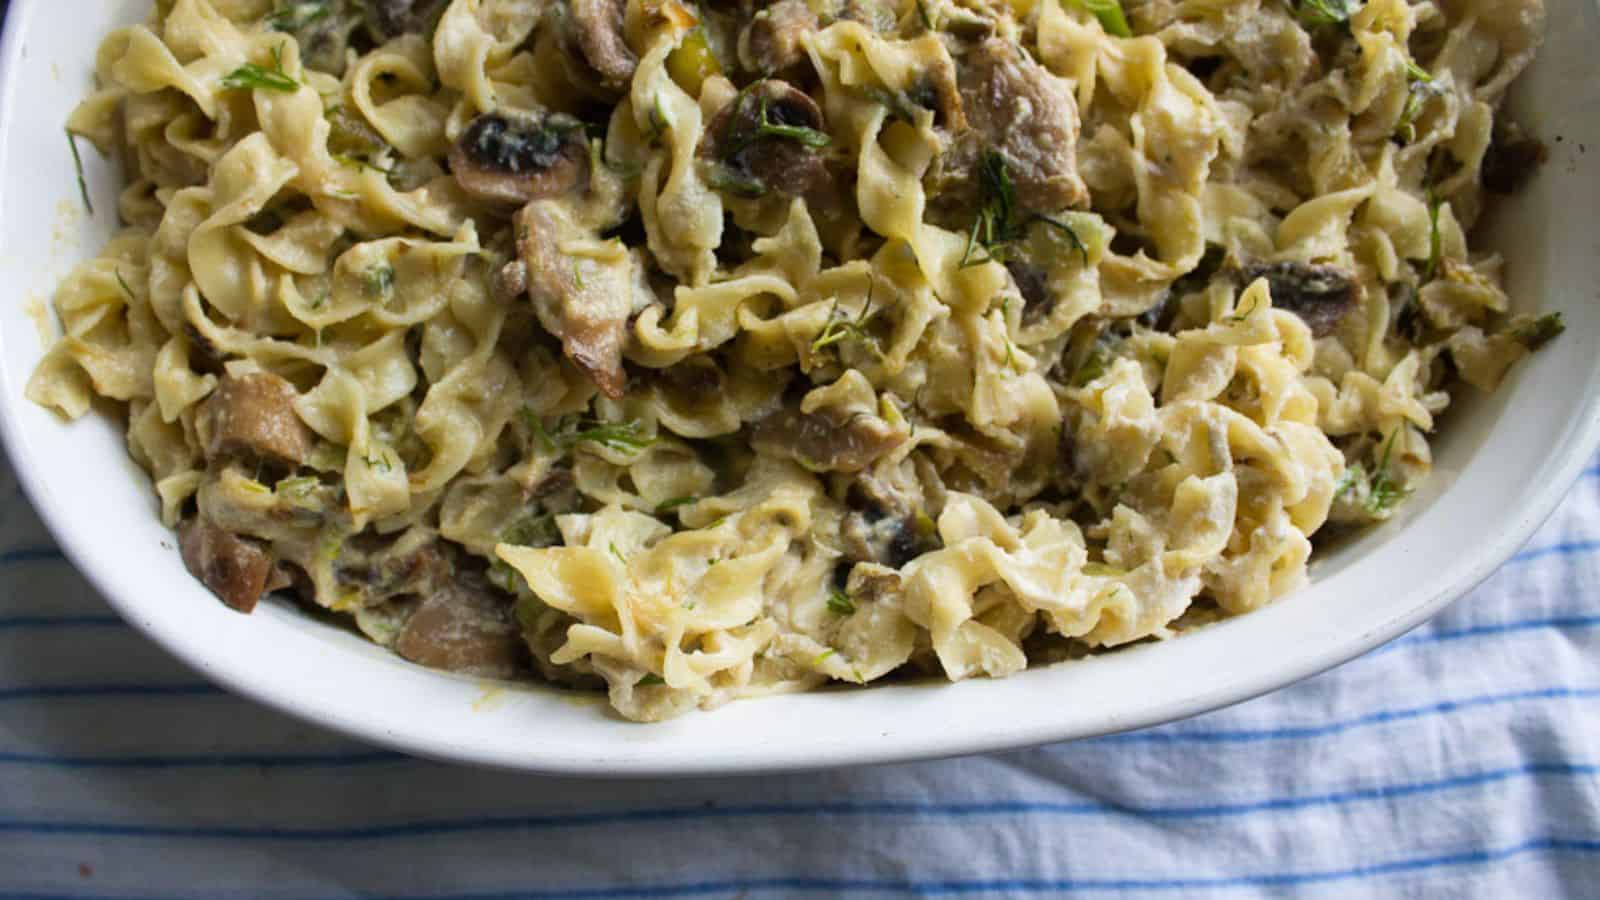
[[1423, 189, 1444, 281], [268, 1, 331, 31], [637, 674, 666, 686], [656, 496, 698, 514], [1293, 0, 1357, 28], [827, 590, 856, 616], [222, 44, 299, 93], [363, 264, 395, 298], [66, 130, 93, 215], [115, 269, 136, 301], [609, 542, 628, 565], [569, 420, 655, 453], [1073, 0, 1132, 37], [960, 152, 1088, 268], [1366, 430, 1411, 514], [363, 453, 393, 474], [1510, 312, 1566, 350], [810, 296, 880, 355]]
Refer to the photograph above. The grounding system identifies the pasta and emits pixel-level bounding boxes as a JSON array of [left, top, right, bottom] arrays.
[[34, 0, 1558, 721]]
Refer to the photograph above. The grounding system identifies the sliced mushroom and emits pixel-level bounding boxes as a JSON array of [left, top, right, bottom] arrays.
[[1481, 124, 1548, 195], [516, 200, 647, 398], [365, 0, 448, 39], [750, 407, 904, 473], [394, 572, 524, 678], [1237, 262, 1359, 338], [198, 372, 315, 466], [272, 0, 364, 76], [179, 517, 279, 613], [738, 0, 818, 77], [698, 79, 831, 197], [449, 112, 590, 206], [953, 38, 1088, 214], [567, 0, 638, 89]]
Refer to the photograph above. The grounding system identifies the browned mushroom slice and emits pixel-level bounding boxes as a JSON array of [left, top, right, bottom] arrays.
[[568, 0, 637, 89], [750, 407, 904, 473], [394, 574, 524, 678], [449, 112, 590, 206], [365, 0, 448, 39], [199, 372, 315, 466], [515, 200, 640, 399], [1237, 262, 1359, 338], [698, 79, 831, 197], [179, 517, 278, 613], [738, 0, 818, 76], [956, 38, 1088, 214]]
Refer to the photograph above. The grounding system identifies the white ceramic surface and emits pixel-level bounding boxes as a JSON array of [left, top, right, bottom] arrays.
[[1, 1, 1596, 776]]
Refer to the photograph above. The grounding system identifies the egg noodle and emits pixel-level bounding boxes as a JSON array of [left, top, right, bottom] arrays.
[[32, 0, 1553, 720]]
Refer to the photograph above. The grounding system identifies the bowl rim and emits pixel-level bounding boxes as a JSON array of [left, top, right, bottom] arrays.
[[0, 0, 1596, 776]]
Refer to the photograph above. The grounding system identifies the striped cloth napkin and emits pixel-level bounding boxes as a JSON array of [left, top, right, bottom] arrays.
[[0, 447, 1597, 899]]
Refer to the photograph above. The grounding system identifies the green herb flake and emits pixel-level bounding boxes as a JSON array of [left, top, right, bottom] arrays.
[[66, 130, 94, 216], [812, 649, 838, 667], [276, 475, 321, 498], [364, 452, 393, 474], [637, 673, 666, 686], [1073, 0, 1132, 38], [609, 542, 628, 565], [363, 264, 395, 298], [115, 269, 136, 302], [656, 496, 698, 514], [1294, 0, 1358, 29], [222, 44, 299, 93], [570, 420, 655, 454], [1510, 312, 1565, 351], [827, 590, 856, 616], [1423, 189, 1444, 281]]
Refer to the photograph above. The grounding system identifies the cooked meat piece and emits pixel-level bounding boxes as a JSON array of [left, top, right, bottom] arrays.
[[199, 372, 315, 465], [739, 0, 818, 76], [750, 407, 904, 473], [515, 200, 644, 398], [567, 0, 637, 89], [1481, 125, 1548, 194], [698, 79, 831, 197], [955, 38, 1088, 213], [449, 112, 589, 206], [394, 574, 523, 678], [366, 0, 447, 39], [1237, 262, 1358, 338], [179, 518, 277, 613]]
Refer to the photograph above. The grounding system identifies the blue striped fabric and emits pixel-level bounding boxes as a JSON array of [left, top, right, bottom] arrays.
[[1, 451, 1597, 899]]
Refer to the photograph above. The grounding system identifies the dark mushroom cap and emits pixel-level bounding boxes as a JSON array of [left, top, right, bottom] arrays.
[[698, 79, 831, 197], [448, 112, 590, 206], [366, 0, 448, 40], [1236, 261, 1360, 338]]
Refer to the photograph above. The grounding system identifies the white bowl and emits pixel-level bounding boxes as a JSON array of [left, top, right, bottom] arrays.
[[1, 0, 1596, 776]]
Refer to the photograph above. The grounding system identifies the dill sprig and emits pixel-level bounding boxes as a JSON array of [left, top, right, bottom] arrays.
[[66, 130, 93, 215], [1394, 58, 1442, 144], [726, 82, 833, 158], [222, 44, 299, 93], [960, 152, 1088, 268], [523, 411, 657, 456], [810, 296, 880, 355], [827, 590, 856, 616], [1365, 429, 1410, 513]]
